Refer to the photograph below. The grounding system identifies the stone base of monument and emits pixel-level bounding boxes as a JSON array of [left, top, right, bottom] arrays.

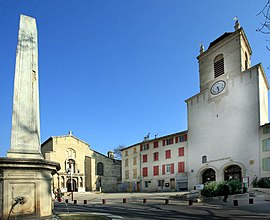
[[0, 158, 60, 220]]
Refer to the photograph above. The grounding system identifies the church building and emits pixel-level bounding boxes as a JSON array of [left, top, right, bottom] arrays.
[[121, 20, 270, 191], [41, 132, 121, 193]]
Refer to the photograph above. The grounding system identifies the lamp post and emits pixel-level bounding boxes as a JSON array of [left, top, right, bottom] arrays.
[[66, 160, 74, 201]]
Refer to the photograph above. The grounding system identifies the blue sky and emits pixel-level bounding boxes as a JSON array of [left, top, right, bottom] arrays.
[[0, 1, 269, 157]]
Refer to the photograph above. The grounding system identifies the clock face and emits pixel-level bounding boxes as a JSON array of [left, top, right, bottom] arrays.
[[210, 80, 226, 95]]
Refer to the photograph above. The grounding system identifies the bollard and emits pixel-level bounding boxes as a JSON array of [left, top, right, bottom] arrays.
[[233, 200, 238, 206], [65, 199, 68, 204], [84, 200, 87, 204], [143, 198, 146, 203], [188, 199, 193, 206], [165, 199, 169, 205], [249, 198, 254, 204], [123, 198, 126, 203], [102, 199, 106, 204], [74, 200, 77, 204]]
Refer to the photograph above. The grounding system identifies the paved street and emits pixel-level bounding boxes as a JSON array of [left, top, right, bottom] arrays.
[[53, 192, 270, 219]]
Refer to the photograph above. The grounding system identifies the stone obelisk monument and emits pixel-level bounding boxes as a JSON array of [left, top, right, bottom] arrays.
[[7, 15, 42, 159], [0, 15, 60, 220]]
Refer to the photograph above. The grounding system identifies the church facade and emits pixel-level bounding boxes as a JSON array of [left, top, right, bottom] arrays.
[[41, 132, 121, 193], [121, 21, 270, 191]]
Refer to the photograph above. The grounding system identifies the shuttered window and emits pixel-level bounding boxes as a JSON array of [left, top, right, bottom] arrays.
[[262, 158, 270, 171], [178, 147, 184, 156], [171, 163, 174, 174], [153, 165, 159, 176], [214, 54, 224, 78], [178, 162, 185, 173], [165, 150, 171, 159], [143, 154, 148, 163], [143, 167, 148, 177], [262, 139, 270, 152]]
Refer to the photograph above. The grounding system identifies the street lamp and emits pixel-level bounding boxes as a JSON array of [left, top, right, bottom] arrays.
[[66, 160, 74, 201]]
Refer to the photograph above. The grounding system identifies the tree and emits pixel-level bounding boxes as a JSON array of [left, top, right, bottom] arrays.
[[113, 145, 125, 160], [257, 0, 270, 50]]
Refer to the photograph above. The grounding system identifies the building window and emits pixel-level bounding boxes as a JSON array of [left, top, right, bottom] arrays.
[[163, 138, 174, 146], [165, 150, 171, 159], [97, 162, 104, 176], [153, 152, 159, 161], [176, 134, 188, 143], [143, 167, 148, 177], [202, 155, 207, 163], [178, 162, 185, 173], [178, 147, 184, 156], [154, 141, 159, 148], [214, 54, 224, 78], [125, 170, 129, 179], [133, 157, 137, 165], [262, 158, 270, 171], [263, 127, 270, 134], [125, 150, 128, 156], [158, 180, 164, 187], [166, 164, 171, 173], [125, 159, 129, 167], [245, 52, 248, 70], [143, 154, 148, 163], [133, 147, 137, 154], [145, 181, 149, 188], [66, 159, 75, 174], [61, 176, 65, 188], [133, 169, 137, 179], [153, 165, 159, 176], [80, 177, 83, 187], [263, 139, 270, 152], [141, 143, 149, 151]]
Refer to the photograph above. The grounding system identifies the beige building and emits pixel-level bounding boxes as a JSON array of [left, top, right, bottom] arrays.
[[41, 132, 121, 193], [121, 131, 188, 192]]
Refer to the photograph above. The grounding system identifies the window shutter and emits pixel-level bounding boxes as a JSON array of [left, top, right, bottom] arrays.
[[178, 147, 184, 156], [143, 154, 147, 163], [184, 134, 187, 141], [175, 136, 178, 143], [140, 145, 143, 151], [162, 164, 165, 175], [153, 165, 159, 176], [171, 163, 174, 174], [170, 138, 174, 144], [143, 167, 148, 177], [178, 162, 185, 173], [163, 140, 166, 146]]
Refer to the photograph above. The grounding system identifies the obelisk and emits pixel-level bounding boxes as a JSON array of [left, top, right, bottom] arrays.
[[7, 15, 42, 159]]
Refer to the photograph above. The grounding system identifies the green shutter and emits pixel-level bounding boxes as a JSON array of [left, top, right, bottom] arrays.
[[263, 139, 267, 151]]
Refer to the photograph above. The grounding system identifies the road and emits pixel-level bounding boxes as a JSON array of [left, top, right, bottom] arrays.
[[53, 192, 270, 220]]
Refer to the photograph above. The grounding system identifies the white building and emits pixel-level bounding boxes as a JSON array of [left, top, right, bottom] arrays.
[[186, 20, 269, 189], [122, 21, 270, 191]]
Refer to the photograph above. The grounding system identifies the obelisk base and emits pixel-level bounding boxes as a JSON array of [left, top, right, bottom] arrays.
[[0, 158, 60, 220], [7, 149, 43, 159]]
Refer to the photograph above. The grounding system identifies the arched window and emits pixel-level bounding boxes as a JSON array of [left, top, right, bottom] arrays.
[[97, 162, 104, 176], [245, 52, 248, 70], [202, 155, 207, 164], [202, 168, 216, 184], [66, 159, 75, 174], [61, 176, 65, 188], [224, 165, 242, 181], [214, 54, 224, 78]]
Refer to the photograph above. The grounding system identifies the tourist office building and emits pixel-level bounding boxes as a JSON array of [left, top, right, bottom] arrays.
[[121, 21, 270, 192]]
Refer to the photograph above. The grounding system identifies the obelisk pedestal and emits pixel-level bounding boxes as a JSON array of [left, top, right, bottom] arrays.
[[0, 15, 60, 220]]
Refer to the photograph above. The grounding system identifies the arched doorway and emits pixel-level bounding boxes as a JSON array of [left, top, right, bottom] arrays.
[[202, 168, 216, 184], [66, 179, 77, 192], [224, 165, 242, 181]]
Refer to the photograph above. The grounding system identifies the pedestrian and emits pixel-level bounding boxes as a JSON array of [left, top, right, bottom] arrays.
[[223, 184, 230, 202]]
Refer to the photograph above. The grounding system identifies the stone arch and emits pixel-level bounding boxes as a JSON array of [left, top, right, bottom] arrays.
[[66, 148, 76, 158], [196, 165, 218, 184], [221, 161, 246, 181]]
